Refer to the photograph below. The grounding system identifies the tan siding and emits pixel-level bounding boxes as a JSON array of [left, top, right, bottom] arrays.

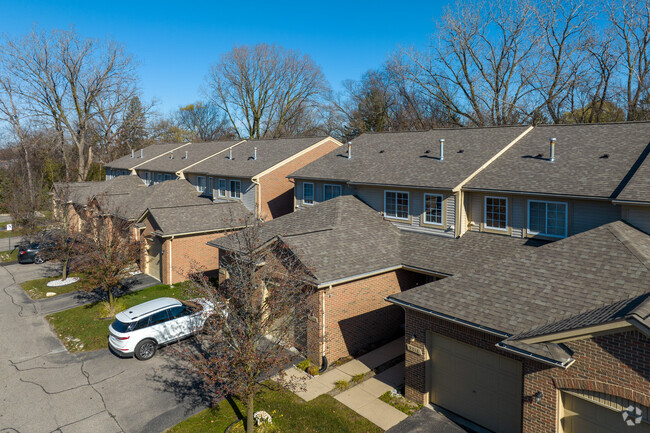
[[470, 193, 482, 232], [511, 196, 524, 238], [572, 200, 621, 235]]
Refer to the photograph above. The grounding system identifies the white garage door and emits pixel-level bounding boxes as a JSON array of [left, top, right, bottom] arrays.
[[561, 392, 650, 433], [427, 332, 522, 433]]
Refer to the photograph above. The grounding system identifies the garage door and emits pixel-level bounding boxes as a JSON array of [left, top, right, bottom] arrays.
[[561, 392, 650, 433], [427, 332, 522, 433], [147, 237, 162, 281]]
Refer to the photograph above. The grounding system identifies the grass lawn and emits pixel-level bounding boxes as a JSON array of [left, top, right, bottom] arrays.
[[168, 383, 383, 433], [21, 272, 87, 299], [47, 284, 186, 353], [0, 249, 18, 263]]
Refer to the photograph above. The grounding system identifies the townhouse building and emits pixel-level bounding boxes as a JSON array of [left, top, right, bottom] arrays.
[[211, 121, 650, 433]]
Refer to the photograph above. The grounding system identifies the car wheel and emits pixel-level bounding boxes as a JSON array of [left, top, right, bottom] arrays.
[[134, 339, 157, 360], [33, 255, 44, 264]]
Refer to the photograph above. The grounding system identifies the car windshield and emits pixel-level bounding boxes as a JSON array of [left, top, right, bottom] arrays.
[[111, 319, 132, 333]]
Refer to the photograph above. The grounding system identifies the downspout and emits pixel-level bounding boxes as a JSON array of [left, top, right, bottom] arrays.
[[169, 235, 174, 284], [320, 286, 330, 371], [252, 177, 261, 219]]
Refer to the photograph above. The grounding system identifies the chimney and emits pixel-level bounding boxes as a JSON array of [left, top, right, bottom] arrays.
[[254, 147, 257, 160], [131, 149, 134, 158], [439, 139, 445, 161], [140, 149, 143, 158], [185, 150, 188, 159], [229, 147, 233, 160], [549, 138, 556, 162], [347, 142, 352, 159]]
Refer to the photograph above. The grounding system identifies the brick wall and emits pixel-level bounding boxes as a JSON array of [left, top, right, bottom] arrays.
[[258, 138, 340, 220], [166, 232, 224, 284], [404, 309, 650, 432], [316, 269, 424, 364]]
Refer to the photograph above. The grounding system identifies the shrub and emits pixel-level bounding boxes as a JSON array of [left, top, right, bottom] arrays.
[[334, 380, 349, 391]]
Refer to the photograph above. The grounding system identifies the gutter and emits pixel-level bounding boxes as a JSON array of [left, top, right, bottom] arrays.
[[461, 187, 612, 201], [612, 199, 650, 206], [152, 225, 247, 238], [347, 181, 453, 191], [496, 342, 575, 369], [316, 265, 403, 289]]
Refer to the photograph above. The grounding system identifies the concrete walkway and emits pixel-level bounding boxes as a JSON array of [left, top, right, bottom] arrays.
[[287, 338, 408, 430]]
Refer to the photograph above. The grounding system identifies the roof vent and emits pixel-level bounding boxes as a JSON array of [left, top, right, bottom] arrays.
[[379, 150, 385, 154], [549, 138, 556, 162], [131, 149, 134, 158], [439, 139, 445, 161], [170, 151, 174, 159], [228, 147, 233, 160], [600, 153, 609, 159], [254, 147, 257, 160], [140, 149, 143, 158], [457, 149, 464, 153], [424, 150, 430, 154], [347, 142, 352, 159], [185, 150, 188, 159]]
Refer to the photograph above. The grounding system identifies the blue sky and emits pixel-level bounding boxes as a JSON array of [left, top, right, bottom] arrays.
[[2, 0, 448, 115]]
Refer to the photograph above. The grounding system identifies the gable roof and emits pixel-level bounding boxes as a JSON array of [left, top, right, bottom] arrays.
[[615, 145, 650, 204], [145, 202, 251, 236], [289, 126, 531, 190], [388, 220, 650, 345], [464, 122, 650, 199], [101, 179, 209, 220], [133, 140, 242, 174], [188, 136, 339, 179], [63, 175, 146, 206], [209, 195, 541, 286], [104, 142, 190, 170]]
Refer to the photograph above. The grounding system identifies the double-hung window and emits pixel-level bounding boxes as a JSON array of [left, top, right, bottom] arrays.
[[229, 180, 241, 199], [423, 194, 443, 225], [385, 191, 409, 220], [484, 196, 508, 231], [303, 183, 314, 205], [528, 200, 567, 238], [196, 176, 207, 194], [218, 179, 227, 198], [323, 184, 342, 201]]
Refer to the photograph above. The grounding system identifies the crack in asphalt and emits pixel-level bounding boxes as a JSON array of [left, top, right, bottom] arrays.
[[80, 359, 126, 433], [47, 409, 109, 433], [0, 264, 36, 317]]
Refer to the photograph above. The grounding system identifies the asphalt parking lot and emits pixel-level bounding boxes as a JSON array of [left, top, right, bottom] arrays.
[[0, 262, 209, 433]]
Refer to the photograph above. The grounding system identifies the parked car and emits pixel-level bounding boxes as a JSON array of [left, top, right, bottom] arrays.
[[108, 297, 215, 360], [18, 240, 55, 264]]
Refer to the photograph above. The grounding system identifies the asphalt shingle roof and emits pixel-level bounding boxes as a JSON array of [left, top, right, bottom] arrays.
[[390, 220, 650, 339], [63, 176, 146, 206], [147, 202, 251, 236], [465, 122, 650, 198], [616, 146, 650, 203], [188, 137, 336, 179], [134, 140, 241, 173], [209, 195, 543, 285], [289, 127, 530, 189], [105, 142, 190, 170]]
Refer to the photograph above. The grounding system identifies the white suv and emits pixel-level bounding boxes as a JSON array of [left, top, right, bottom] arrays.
[[108, 297, 214, 360]]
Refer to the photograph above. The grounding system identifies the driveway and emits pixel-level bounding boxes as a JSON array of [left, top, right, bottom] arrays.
[[0, 263, 210, 432], [386, 406, 485, 433]]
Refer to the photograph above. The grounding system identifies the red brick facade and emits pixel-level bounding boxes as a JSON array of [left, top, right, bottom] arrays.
[[258, 138, 340, 220], [307, 269, 427, 365], [403, 309, 650, 432]]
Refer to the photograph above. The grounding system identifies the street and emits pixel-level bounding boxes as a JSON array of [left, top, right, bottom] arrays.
[[0, 262, 209, 433]]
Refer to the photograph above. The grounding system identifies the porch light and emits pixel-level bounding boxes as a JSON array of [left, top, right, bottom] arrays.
[[534, 391, 543, 404]]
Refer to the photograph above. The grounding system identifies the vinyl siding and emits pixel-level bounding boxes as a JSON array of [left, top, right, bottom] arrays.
[[511, 196, 524, 238], [470, 194, 482, 232], [622, 205, 650, 234], [571, 200, 621, 234], [294, 180, 350, 209]]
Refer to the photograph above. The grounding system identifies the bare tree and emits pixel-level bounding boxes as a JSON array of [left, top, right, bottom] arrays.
[[206, 44, 330, 139], [607, 0, 650, 120], [176, 101, 232, 141], [0, 27, 139, 180], [75, 196, 142, 314], [176, 218, 316, 433]]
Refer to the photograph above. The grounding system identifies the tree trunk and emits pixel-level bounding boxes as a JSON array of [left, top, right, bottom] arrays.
[[62, 257, 69, 280], [246, 393, 254, 433], [108, 287, 115, 314]]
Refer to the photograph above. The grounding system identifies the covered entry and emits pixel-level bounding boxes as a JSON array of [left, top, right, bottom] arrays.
[[561, 391, 650, 433], [146, 237, 162, 281], [426, 332, 522, 433]]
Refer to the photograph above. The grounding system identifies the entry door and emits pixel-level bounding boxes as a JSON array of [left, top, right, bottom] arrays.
[[147, 237, 162, 281], [427, 332, 522, 433]]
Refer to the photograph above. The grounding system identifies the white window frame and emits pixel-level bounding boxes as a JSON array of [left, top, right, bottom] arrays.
[[218, 179, 227, 198], [527, 199, 568, 238], [303, 182, 314, 205], [196, 176, 207, 193], [384, 190, 410, 221], [229, 179, 241, 199], [423, 193, 443, 226], [323, 184, 342, 201], [484, 196, 508, 231]]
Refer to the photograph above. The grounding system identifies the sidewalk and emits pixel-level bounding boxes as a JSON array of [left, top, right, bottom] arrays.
[[286, 338, 409, 430]]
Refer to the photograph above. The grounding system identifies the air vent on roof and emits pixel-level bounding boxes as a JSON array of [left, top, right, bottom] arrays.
[[347, 142, 352, 159], [254, 147, 257, 160], [131, 149, 134, 158], [549, 138, 556, 162], [439, 139, 445, 161], [140, 149, 143, 158], [379, 150, 385, 154], [424, 150, 430, 154], [458, 149, 464, 153], [170, 151, 174, 159], [228, 147, 233, 160], [184, 151, 188, 159], [600, 154, 609, 159]]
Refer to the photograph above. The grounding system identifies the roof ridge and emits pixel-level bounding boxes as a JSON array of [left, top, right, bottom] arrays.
[[607, 222, 650, 271]]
